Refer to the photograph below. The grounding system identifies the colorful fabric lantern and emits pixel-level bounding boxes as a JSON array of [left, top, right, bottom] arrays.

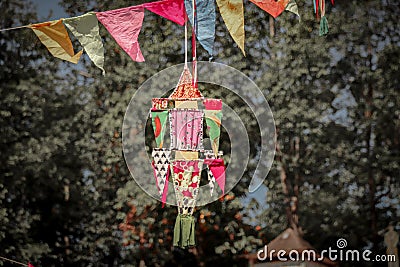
[[148, 65, 226, 248]]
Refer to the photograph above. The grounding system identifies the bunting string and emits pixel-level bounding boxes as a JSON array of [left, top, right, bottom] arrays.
[[0, 0, 334, 71], [0, 256, 29, 267]]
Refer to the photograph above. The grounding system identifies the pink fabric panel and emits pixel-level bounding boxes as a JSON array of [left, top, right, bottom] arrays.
[[191, 111, 203, 149], [203, 99, 222, 110], [143, 0, 186, 25], [170, 110, 203, 150]]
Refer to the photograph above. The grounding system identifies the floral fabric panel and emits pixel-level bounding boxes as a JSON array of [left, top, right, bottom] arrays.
[[171, 160, 203, 215]]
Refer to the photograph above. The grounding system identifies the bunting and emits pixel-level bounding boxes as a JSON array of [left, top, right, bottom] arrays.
[[184, 0, 216, 55], [249, 0, 290, 18], [216, 0, 245, 55], [144, 0, 186, 25], [285, 0, 300, 18], [96, 6, 145, 62], [29, 20, 83, 63], [63, 12, 105, 74]]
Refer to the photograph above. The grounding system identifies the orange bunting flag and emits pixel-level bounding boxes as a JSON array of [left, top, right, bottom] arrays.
[[249, 0, 290, 18], [29, 20, 83, 63]]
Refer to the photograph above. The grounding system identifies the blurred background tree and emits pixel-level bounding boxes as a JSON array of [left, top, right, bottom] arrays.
[[0, 0, 399, 267]]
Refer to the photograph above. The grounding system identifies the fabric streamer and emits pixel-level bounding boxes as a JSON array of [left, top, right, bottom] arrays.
[[63, 12, 105, 74], [144, 0, 186, 25], [285, 0, 300, 18], [169, 109, 204, 150], [96, 6, 145, 62], [216, 0, 245, 55], [319, 15, 328, 36], [184, 0, 215, 55], [173, 214, 196, 247], [151, 149, 171, 207], [151, 110, 169, 148], [204, 158, 226, 195], [204, 110, 223, 156], [319, 0, 329, 36], [29, 20, 83, 63], [248, 0, 290, 18]]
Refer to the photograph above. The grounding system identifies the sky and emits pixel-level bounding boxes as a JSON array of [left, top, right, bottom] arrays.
[[31, 0, 67, 21]]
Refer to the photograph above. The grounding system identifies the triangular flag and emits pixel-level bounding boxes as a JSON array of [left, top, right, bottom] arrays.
[[206, 164, 216, 196], [63, 12, 105, 74], [285, 0, 300, 18], [204, 158, 226, 195], [29, 20, 83, 63], [152, 149, 171, 201], [144, 0, 186, 25], [216, 0, 245, 55], [248, 0, 290, 18], [96, 6, 145, 62], [169, 66, 203, 99], [28, 263, 35, 267], [184, 0, 215, 55], [151, 110, 169, 148]]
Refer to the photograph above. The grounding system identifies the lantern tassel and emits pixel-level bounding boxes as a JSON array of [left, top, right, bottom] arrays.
[[173, 214, 196, 248]]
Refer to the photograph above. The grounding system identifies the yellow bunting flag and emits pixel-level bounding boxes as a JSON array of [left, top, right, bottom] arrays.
[[29, 20, 82, 64], [216, 0, 245, 55]]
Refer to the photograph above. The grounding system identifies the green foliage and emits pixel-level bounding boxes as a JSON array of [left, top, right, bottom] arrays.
[[0, 0, 399, 267]]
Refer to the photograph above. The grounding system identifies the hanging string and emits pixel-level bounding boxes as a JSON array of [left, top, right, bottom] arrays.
[[0, 256, 28, 266], [192, 0, 198, 88], [184, 14, 188, 68]]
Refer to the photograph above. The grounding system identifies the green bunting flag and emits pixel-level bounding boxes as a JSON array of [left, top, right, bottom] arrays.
[[63, 12, 105, 74]]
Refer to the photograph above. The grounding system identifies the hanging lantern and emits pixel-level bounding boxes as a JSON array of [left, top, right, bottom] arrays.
[[149, 64, 226, 248]]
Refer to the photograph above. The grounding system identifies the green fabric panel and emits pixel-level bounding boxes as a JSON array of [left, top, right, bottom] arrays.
[[151, 111, 168, 148], [319, 15, 329, 36], [205, 110, 223, 156], [173, 214, 196, 248]]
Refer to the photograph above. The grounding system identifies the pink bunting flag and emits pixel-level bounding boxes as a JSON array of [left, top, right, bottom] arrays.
[[144, 0, 186, 25], [28, 263, 35, 267], [204, 158, 226, 195], [96, 6, 145, 62]]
